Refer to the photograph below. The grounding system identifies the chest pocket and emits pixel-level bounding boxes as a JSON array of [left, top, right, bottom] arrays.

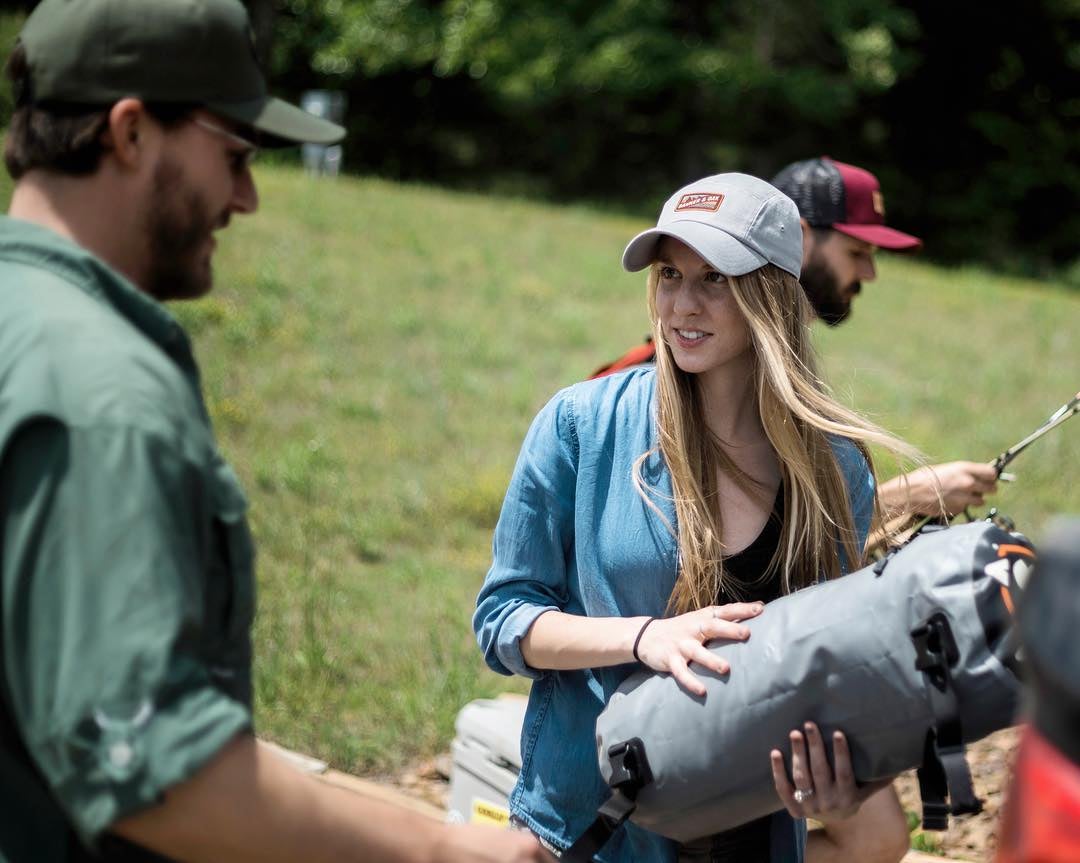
[[204, 456, 256, 705]]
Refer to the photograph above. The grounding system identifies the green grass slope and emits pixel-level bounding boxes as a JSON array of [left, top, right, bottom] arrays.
[[7, 165, 1080, 775], [194, 168, 660, 773]]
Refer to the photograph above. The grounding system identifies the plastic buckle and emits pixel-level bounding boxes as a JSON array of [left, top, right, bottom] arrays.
[[872, 549, 896, 576], [912, 613, 960, 691], [606, 738, 653, 792]]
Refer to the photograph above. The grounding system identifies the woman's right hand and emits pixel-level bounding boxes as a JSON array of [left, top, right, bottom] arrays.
[[635, 603, 764, 696]]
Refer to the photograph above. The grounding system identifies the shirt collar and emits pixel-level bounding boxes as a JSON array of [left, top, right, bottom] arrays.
[[0, 215, 197, 372]]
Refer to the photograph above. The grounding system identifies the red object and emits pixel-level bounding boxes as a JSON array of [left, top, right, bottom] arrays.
[[590, 340, 657, 379], [995, 725, 1080, 863], [828, 158, 923, 251]]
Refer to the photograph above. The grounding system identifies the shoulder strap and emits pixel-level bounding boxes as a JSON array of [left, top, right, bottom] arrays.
[[589, 339, 656, 380]]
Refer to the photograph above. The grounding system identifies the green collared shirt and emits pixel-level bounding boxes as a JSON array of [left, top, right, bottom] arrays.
[[0, 217, 255, 861]]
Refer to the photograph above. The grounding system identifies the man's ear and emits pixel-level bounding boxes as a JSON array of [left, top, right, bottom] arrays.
[[800, 217, 814, 259], [101, 98, 151, 169]]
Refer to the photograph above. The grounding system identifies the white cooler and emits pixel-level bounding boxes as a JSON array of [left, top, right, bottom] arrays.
[[446, 695, 527, 827]]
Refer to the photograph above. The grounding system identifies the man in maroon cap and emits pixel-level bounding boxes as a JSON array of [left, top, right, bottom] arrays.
[[771, 156, 921, 326], [772, 157, 998, 523]]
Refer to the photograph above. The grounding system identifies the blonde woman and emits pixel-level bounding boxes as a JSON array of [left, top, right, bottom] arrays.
[[474, 174, 913, 863]]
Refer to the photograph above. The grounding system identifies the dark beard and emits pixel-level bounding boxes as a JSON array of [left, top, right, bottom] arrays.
[[800, 255, 856, 327], [144, 157, 217, 301]]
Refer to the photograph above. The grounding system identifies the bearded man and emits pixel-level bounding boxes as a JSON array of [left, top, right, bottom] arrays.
[[0, 2, 549, 862]]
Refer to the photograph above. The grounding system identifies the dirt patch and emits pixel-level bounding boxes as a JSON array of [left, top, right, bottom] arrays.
[[392, 753, 453, 811]]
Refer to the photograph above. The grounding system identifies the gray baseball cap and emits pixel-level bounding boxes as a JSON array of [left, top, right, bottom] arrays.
[[623, 173, 802, 279], [17, 0, 344, 146]]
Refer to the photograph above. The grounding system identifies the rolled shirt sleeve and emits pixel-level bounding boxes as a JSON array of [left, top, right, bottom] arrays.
[[0, 417, 252, 848], [474, 391, 580, 679]]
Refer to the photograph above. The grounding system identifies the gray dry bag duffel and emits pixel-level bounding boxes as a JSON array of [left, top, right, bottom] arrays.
[[565, 520, 1034, 859]]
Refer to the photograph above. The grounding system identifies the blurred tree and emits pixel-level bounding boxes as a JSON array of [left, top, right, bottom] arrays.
[[0, 10, 27, 127], [3, 0, 1073, 269], [245, 0, 277, 71], [875, 0, 1079, 270], [267, 0, 922, 203]]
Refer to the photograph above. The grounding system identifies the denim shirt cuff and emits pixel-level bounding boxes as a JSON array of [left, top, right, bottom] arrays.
[[497, 603, 561, 679]]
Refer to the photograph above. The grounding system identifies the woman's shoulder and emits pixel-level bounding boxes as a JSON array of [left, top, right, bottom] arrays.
[[554, 365, 656, 419], [548, 367, 656, 429], [531, 367, 657, 456]]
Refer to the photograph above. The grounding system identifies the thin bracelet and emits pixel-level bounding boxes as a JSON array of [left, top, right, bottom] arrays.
[[632, 617, 657, 663]]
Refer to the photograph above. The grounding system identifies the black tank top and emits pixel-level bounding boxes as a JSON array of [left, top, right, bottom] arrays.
[[717, 483, 784, 605]]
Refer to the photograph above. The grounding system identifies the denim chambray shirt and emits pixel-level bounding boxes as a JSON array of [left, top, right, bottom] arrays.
[[474, 367, 875, 863]]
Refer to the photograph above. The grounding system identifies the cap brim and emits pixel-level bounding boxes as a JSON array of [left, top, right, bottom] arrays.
[[207, 95, 345, 147], [622, 221, 767, 275], [834, 223, 922, 251]]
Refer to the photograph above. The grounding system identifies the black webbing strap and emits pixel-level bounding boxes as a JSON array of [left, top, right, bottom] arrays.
[[916, 730, 951, 831], [561, 788, 638, 863], [936, 721, 981, 815], [562, 738, 652, 863], [912, 613, 982, 830], [916, 723, 982, 830]]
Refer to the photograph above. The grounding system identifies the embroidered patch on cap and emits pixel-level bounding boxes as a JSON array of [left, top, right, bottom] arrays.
[[675, 193, 724, 212], [872, 190, 886, 217]]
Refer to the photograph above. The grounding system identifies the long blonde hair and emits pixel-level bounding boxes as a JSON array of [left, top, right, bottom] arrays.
[[633, 262, 920, 615]]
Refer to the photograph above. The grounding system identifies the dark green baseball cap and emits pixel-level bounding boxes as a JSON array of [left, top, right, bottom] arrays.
[[17, 0, 344, 146]]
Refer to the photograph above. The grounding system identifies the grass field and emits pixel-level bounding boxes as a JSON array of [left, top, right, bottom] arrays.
[[6, 164, 1079, 777]]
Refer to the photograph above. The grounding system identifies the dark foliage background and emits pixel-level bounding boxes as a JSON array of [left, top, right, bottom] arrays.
[[254, 0, 1077, 274], [0, 0, 1076, 273]]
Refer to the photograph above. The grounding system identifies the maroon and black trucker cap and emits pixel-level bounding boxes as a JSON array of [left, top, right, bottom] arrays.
[[771, 157, 921, 251]]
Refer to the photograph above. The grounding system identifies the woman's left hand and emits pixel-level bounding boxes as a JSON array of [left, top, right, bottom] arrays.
[[769, 722, 892, 824]]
